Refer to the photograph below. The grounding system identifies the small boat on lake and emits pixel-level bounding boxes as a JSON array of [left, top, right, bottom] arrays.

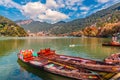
[[17, 49, 100, 80], [37, 48, 120, 73], [105, 53, 120, 65], [102, 42, 120, 47]]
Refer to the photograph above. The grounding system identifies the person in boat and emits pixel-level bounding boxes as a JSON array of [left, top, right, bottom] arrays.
[[111, 34, 119, 44]]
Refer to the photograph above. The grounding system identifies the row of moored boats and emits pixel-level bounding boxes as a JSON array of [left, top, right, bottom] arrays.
[[18, 48, 120, 80]]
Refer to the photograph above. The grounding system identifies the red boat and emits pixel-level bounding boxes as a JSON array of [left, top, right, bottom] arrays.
[[37, 48, 120, 73], [17, 49, 100, 80], [102, 42, 120, 47]]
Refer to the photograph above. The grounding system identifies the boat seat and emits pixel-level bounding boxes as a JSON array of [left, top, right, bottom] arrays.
[[57, 66, 63, 69], [71, 69, 79, 73]]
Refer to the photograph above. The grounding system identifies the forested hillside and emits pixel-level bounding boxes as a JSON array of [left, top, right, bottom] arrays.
[[0, 16, 28, 37], [50, 2, 120, 36]]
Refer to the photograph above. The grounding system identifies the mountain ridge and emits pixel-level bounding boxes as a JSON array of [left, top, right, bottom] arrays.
[[15, 2, 120, 37]]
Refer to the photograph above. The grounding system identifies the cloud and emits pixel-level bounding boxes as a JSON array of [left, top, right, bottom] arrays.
[[38, 9, 69, 23], [0, 0, 91, 22], [0, 0, 69, 23], [46, 0, 58, 9], [96, 0, 110, 3], [93, 0, 120, 13], [75, 10, 88, 18], [55, 0, 65, 8], [1, 0, 120, 23], [54, 0, 84, 11], [0, 0, 21, 9], [65, 0, 83, 6], [81, 11, 87, 15], [21, 2, 47, 19], [0, 0, 85, 23], [80, 6, 90, 11], [21, 1, 69, 23], [87, 0, 120, 17]]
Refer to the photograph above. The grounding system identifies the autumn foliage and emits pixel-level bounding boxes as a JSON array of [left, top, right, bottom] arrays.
[[70, 22, 120, 37]]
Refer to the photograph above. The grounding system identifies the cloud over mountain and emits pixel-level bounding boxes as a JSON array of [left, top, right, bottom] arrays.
[[0, 0, 120, 23]]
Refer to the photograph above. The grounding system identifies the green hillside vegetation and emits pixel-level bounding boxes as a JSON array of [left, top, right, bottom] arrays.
[[0, 16, 28, 37]]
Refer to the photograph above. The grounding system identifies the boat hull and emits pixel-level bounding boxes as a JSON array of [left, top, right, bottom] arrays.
[[18, 53, 100, 80], [105, 53, 120, 65], [39, 54, 120, 73], [102, 43, 120, 47]]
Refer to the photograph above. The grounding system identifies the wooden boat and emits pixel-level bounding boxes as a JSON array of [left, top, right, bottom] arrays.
[[102, 42, 120, 47], [105, 53, 120, 65], [17, 50, 101, 80], [37, 48, 120, 73]]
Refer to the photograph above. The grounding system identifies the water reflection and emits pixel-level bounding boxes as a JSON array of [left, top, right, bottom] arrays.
[[0, 37, 120, 60], [17, 59, 73, 80], [0, 37, 120, 80], [0, 39, 26, 57]]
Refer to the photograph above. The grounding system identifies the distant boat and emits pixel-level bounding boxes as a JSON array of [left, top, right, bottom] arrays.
[[102, 42, 120, 47]]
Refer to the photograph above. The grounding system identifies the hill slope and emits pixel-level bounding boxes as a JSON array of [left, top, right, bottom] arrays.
[[0, 16, 28, 37], [22, 21, 53, 33], [16, 20, 53, 33], [50, 2, 120, 35]]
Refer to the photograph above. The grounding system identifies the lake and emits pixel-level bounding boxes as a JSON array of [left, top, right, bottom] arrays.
[[0, 37, 120, 80]]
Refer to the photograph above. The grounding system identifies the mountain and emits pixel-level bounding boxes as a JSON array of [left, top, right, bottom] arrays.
[[16, 20, 53, 33], [16, 2, 120, 37], [50, 2, 120, 35], [15, 19, 33, 25], [0, 16, 28, 37], [55, 21, 66, 24]]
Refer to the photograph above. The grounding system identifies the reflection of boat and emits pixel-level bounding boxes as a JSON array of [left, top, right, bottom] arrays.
[[44, 61, 100, 80], [17, 51, 100, 80], [102, 43, 120, 47], [17, 59, 73, 80], [105, 53, 120, 65], [37, 48, 120, 73]]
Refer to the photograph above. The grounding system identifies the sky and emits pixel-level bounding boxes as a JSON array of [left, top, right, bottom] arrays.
[[0, 0, 120, 23]]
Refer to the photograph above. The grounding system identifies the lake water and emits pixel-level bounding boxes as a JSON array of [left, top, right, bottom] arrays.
[[0, 37, 120, 80]]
